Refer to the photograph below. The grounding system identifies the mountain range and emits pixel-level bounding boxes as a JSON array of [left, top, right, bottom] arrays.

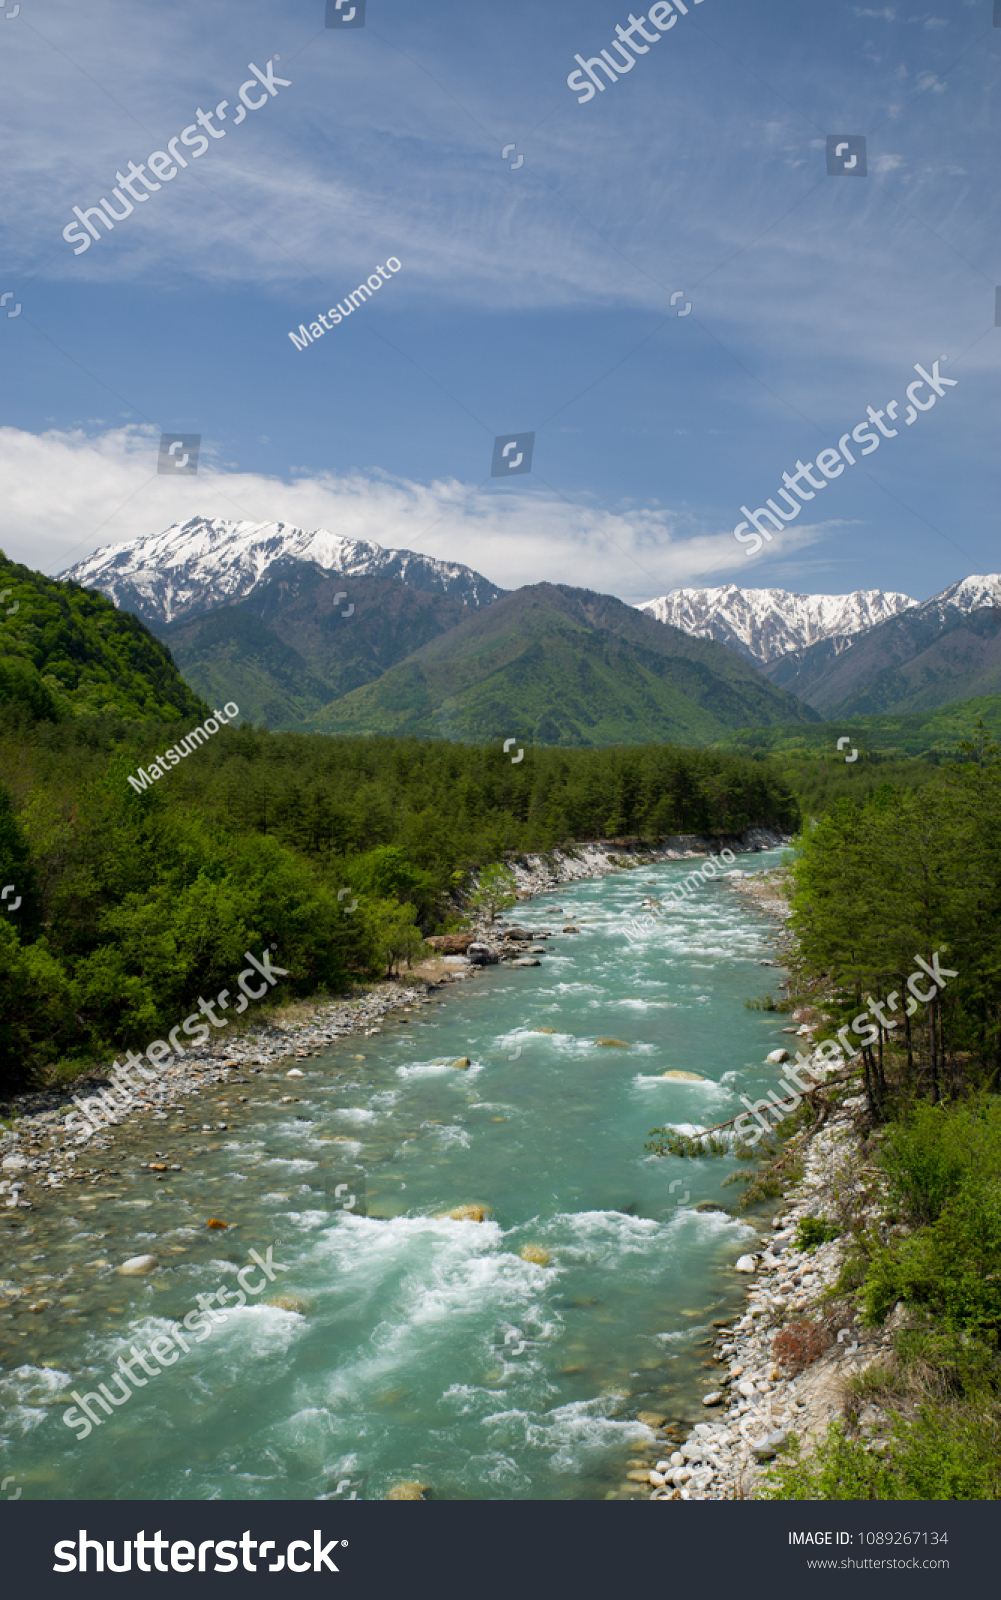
[[55, 518, 1001, 744], [640, 585, 917, 665], [761, 575, 1001, 716]]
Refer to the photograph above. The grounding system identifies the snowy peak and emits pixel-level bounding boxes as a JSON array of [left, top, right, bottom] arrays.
[[60, 516, 505, 624], [914, 574, 1001, 626], [640, 585, 918, 665]]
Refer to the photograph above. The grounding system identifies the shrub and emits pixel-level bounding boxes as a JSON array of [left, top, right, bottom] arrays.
[[863, 1179, 1001, 1342], [773, 1318, 827, 1375], [794, 1216, 840, 1250], [761, 1403, 1001, 1500], [879, 1097, 1001, 1227]]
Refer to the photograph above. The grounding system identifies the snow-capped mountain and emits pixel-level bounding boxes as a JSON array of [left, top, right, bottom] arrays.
[[907, 574, 1001, 629], [60, 517, 506, 625], [763, 574, 1001, 714], [640, 585, 918, 665]]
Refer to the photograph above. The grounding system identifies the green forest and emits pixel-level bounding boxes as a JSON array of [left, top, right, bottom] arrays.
[[768, 733, 1001, 1499], [0, 702, 798, 1091]]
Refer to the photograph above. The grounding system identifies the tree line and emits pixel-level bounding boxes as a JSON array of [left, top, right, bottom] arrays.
[[0, 710, 798, 1091]]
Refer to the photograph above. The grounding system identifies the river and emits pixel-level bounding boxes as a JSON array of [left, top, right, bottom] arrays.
[[2, 847, 792, 1500]]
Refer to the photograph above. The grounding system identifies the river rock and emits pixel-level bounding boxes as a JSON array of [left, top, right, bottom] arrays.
[[437, 1204, 490, 1222], [386, 1482, 429, 1500], [426, 934, 475, 954], [519, 1244, 550, 1266], [268, 1294, 308, 1314], [595, 1038, 629, 1048], [451, 1058, 472, 1070], [660, 1070, 705, 1081], [502, 927, 534, 941], [636, 1411, 667, 1428], [466, 944, 498, 965], [701, 1391, 723, 1406], [286, 1068, 305, 1077], [117, 1254, 158, 1275], [766, 1048, 790, 1064], [510, 958, 541, 967], [734, 1254, 757, 1273]]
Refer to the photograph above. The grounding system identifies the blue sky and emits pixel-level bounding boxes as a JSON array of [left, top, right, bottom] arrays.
[[0, 0, 997, 605]]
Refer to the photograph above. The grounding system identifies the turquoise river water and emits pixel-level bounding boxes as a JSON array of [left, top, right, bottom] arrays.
[[1, 849, 794, 1500]]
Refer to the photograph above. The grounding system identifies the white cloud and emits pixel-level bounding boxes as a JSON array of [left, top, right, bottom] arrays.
[[0, 423, 832, 605]]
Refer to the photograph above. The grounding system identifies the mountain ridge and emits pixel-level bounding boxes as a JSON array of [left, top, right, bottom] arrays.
[[763, 575, 1001, 714], [60, 516, 506, 625], [304, 582, 820, 745], [640, 585, 917, 665]]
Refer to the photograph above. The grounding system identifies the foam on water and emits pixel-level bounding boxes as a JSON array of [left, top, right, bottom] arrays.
[[2, 848, 792, 1499]]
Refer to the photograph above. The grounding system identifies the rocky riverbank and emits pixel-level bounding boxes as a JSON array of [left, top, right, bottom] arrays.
[[0, 982, 437, 1216], [503, 828, 791, 901], [634, 864, 898, 1503]]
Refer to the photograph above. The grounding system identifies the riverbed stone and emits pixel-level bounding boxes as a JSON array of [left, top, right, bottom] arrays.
[[117, 1254, 158, 1275], [519, 1244, 550, 1266]]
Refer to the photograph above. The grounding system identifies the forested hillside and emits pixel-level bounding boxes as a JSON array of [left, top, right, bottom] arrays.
[[0, 550, 207, 724], [0, 709, 798, 1090]]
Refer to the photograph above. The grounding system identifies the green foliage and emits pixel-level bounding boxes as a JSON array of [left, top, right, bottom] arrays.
[[761, 1407, 1001, 1500], [794, 1215, 840, 1250], [0, 551, 207, 725], [743, 993, 793, 1012], [879, 1098, 1001, 1226], [0, 712, 799, 1092], [864, 1180, 1001, 1342], [644, 1127, 730, 1158], [468, 862, 518, 925], [367, 899, 427, 978], [859, 1100, 1001, 1341], [788, 744, 1001, 1103]]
